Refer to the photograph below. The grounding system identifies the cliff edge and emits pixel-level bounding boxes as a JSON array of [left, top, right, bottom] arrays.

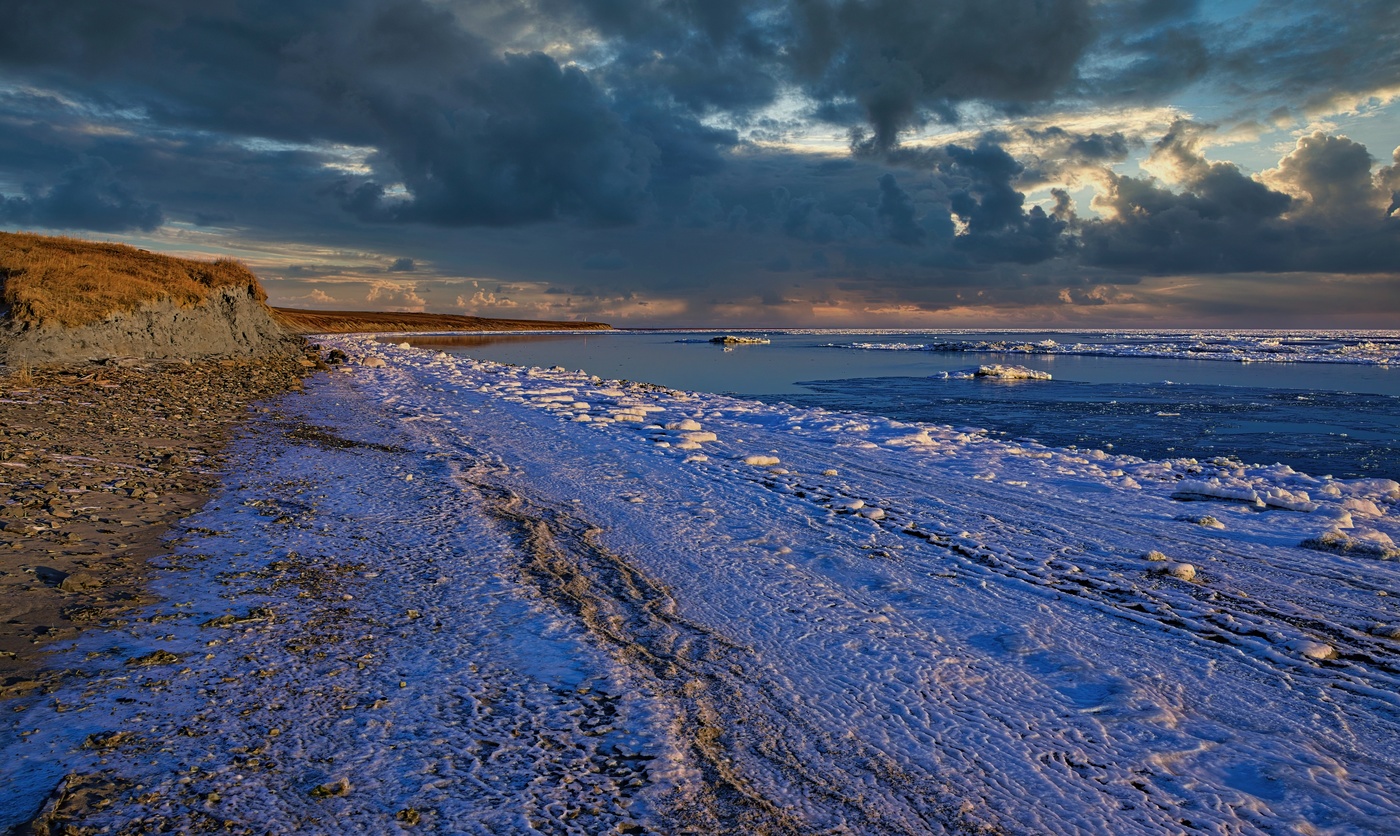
[[0, 233, 299, 365]]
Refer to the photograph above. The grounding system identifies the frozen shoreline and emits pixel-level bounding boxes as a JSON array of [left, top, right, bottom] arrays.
[[5, 336, 1399, 833]]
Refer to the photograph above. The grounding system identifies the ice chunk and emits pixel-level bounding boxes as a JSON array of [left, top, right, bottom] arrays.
[[933, 364, 1052, 381], [1160, 562, 1197, 581], [744, 455, 780, 466], [666, 419, 703, 431], [1287, 640, 1337, 660], [1171, 479, 1263, 507], [1299, 529, 1400, 559], [1174, 514, 1225, 530], [1341, 498, 1384, 518], [1261, 487, 1317, 512]]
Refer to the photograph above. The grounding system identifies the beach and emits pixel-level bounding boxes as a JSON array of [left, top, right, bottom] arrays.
[[3, 336, 1398, 833], [0, 356, 313, 698]]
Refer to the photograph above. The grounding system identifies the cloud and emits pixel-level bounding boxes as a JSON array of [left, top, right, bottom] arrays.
[[1082, 126, 1400, 274], [794, 0, 1097, 149], [1261, 131, 1383, 222], [460, 290, 519, 309], [365, 280, 426, 311], [1381, 146, 1400, 217], [0, 156, 162, 232], [295, 288, 337, 305], [939, 141, 1069, 264], [1, 0, 1398, 326], [582, 251, 628, 271], [876, 173, 924, 245]]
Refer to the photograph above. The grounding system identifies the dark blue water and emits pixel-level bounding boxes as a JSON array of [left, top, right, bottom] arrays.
[[411, 331, 1400, 480], [776, 377, 1400, 480]]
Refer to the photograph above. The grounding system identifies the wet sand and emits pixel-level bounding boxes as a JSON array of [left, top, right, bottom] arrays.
[[0, 354, 316, 701]]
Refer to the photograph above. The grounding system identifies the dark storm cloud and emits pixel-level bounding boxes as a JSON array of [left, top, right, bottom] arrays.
[[1080, 126, 1400, 274], [937, 142, 1069, 264], [1026, 128, 1133, 165], [0, 157, 162, 232], [0, 0, 736, 229], [1, 0, 1398, 324], [793, 0, 1096, 149], [876, 174, 923, 245]]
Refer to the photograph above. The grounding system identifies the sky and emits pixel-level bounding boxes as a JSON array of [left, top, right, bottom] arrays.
[[1, 0, 1398, 328]]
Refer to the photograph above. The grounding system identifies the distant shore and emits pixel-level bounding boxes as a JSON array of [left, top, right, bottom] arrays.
[[271, 307, 611, 335]]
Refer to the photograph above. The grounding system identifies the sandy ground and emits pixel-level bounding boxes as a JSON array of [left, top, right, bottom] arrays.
[[0, 355, 315, 702]]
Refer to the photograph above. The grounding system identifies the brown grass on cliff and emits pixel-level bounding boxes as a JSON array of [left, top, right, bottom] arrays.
[[272, 308, 610, 334], [0, 232, 267, 328]]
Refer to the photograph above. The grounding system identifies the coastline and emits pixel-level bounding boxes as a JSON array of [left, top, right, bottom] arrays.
[[0, 355, 314, 701], [2, 335, 1397, 832]]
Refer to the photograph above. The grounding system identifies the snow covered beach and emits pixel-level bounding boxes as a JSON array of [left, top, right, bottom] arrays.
[[6, 336, 1400, 833]]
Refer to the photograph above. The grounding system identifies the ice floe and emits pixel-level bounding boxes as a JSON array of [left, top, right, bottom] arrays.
[[933, 363, 1053, 380]]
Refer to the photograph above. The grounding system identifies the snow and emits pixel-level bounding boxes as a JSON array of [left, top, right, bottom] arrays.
[[4, 334, 1399, 834]]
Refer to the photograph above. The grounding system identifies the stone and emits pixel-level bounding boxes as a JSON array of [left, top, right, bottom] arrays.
[[58, 572, 103, 593]]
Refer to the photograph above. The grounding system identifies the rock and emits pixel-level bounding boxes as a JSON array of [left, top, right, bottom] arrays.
[[310, 777, 351, 798], [1369, 623, 1400, 640], [126, 649, 182, 667], [58, 572, 102, 593], [83, 730, 138, 750], [34, 566, 68, 585]]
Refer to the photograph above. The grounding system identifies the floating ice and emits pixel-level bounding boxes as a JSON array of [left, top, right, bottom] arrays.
[[933, 364, 1052, 380]]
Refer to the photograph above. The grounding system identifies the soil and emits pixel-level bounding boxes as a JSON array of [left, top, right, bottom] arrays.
[[1, 286, 299, 366]]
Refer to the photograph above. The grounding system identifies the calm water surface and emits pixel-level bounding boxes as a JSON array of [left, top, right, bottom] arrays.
[[405, 331, 1400, 479]]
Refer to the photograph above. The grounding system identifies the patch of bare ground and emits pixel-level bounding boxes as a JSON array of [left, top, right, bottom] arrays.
[[0, 352, 320, 702]]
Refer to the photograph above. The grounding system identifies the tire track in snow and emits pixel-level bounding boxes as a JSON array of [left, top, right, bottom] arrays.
[[438, 453, 990, 835]]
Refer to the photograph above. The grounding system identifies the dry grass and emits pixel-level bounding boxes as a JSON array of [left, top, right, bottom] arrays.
[[0, 232, 267, 328], [272, 308, 610, 334]]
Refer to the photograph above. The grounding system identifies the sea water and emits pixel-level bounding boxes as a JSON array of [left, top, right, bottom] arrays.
[[404, 330, 1400, 480]]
